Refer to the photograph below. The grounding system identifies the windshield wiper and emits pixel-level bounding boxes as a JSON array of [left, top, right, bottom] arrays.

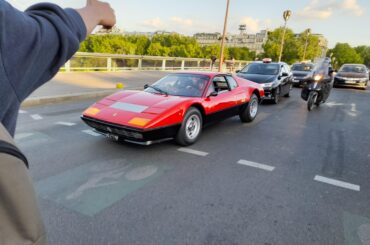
[[148, 85, 168, 96]]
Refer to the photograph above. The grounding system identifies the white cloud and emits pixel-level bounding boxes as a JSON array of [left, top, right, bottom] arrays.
[[296, 0, 365, 20], [341, 0, 364, 16], [141, 17, 165, 29], [240, 17, 272, 33], [170, 17, 193, 27]]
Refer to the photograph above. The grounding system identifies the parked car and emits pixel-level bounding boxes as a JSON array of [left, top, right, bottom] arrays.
[[81, 72, 264, 146], [236, 59, 293, 104], [291, 62, 314, 87], [334, 64, 369, 90]]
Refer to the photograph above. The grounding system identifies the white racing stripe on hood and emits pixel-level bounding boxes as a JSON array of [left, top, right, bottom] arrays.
[[110, 102, 148, 113]]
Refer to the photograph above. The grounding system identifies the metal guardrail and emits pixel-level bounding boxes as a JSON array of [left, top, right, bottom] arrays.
[[62, 52, 251, 72]]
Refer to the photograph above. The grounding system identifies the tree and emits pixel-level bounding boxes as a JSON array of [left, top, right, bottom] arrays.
[[296, 32, 322, 61], [355, 46, 370, 67], [328, 43, 363, 68], [263, 28, 323, 64]]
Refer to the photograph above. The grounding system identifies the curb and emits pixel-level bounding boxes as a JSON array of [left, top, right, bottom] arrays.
[[22, 90, 118, 107]]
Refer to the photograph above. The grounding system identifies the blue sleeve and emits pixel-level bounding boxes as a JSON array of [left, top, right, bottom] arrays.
[[0, 1, 87, 101]]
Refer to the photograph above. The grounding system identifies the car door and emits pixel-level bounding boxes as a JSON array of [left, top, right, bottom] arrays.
[[202, 75, 239, 123], [280, 65, 291, 94]]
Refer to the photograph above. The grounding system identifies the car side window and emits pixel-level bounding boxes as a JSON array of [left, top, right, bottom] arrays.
[[213, 76, 230, 93], [226, 76, 238, 90]]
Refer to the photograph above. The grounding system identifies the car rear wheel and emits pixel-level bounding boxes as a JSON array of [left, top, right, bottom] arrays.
[[239, 94, 259, 123], [176, 107, 202, 146]]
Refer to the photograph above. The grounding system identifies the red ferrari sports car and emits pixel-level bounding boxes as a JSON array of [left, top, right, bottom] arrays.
[[81, 72, 264, 146]]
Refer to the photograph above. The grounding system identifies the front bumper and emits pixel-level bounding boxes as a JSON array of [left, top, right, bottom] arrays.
[[334, 78, 368, 87], [263, 88, 275, 99], [292, 78, 305, 86], [81, 116, 180, 145]]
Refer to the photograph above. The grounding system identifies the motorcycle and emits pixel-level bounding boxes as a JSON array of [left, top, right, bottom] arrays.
[[301, 58, 334, 111]]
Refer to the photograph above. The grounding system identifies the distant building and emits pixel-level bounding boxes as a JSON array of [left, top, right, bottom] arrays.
[[194, 25, 268, 54]]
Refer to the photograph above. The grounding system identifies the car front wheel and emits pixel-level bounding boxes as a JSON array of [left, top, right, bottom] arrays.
[[176, 107, 203, 146], [239, 94, 259, 123], [273, 87, 280, 104]]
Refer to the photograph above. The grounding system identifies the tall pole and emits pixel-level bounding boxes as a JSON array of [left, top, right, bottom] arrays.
[[278, 10, 292, 62], [302, 28, 311, 61], [219, 0, 230, 72]]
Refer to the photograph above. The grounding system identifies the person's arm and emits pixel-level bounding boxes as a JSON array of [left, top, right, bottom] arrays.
[[0, 0, 116, 102]]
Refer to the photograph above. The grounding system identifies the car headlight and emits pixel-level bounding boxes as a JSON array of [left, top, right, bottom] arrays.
[[262, 82, 274, 88], [335, 76, 344, 80]]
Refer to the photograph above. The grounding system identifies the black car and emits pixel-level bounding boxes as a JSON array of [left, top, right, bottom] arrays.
[[236, 59, 293, 104], [334, 64, 369, 90], [291, 62, 314, 87]]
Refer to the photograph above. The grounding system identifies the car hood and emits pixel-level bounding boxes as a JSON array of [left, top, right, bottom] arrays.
[[237, 73, 276, 84], [337, 72, 368, 79], [84, 90, 190, 128]]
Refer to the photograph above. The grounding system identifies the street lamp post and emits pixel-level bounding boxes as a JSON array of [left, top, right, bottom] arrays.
[[219, 0, 230, 72], [278, 10, 292, 62], [302, 28, 311, 61]]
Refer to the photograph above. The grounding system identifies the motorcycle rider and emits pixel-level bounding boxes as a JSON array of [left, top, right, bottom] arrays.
[[301, 57, 334, 110]]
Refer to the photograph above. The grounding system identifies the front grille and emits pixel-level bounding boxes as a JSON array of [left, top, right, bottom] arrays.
[[294, 73, 306, 78], [85, 120, 143, 139]]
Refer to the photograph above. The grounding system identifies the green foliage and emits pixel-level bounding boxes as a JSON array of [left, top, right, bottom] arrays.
[[79, 33, 254, 62], [262, 27, 323, 64], [328, 43, 364, 68], [355, 46, 370, 67]]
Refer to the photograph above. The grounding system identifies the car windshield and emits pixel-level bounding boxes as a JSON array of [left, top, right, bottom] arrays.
[[292, 64, 314, 72], [240, 63, 280, 75], [145, 74, 210, 97], [339, 65, 367, 73]]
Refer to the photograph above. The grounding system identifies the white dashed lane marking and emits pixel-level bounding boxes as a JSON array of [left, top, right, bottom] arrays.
[[30, 114, 43, 120], [314, 175, 360, 192], [82, 130, 101, 137], [237, 159, 275, 172], [177, 148, 209, 157], [19, 110, 27, 114], [56, 122, 77, 127]]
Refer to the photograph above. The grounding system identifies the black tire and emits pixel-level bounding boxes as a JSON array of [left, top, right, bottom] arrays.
[[176, 107, 203, 146], [284, 84, 292, 98], [273, 86, 280, 104], [307, 92, 317, 111], [239, 94, 259, 123]]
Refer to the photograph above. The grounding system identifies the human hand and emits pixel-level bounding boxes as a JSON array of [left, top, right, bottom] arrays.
[[86, 0, 116, 29]]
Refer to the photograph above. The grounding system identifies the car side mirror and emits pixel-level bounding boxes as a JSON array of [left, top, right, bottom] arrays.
[[235, 70, 241, 73], [208, 91, 218, 97], [144, 84, 149, 89]]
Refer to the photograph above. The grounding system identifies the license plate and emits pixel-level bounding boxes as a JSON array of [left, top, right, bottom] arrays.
[[344, 80, 358, 84], [293, 79, 300, 83]]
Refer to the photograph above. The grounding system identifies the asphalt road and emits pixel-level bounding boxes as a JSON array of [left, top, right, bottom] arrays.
[[16, 87, 370, 245]]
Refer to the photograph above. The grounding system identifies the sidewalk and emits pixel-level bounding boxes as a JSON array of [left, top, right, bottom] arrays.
[[23, 71, 169, 107]]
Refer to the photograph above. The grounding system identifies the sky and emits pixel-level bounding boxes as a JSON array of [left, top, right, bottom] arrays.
[[7, 0, 370, 48]]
